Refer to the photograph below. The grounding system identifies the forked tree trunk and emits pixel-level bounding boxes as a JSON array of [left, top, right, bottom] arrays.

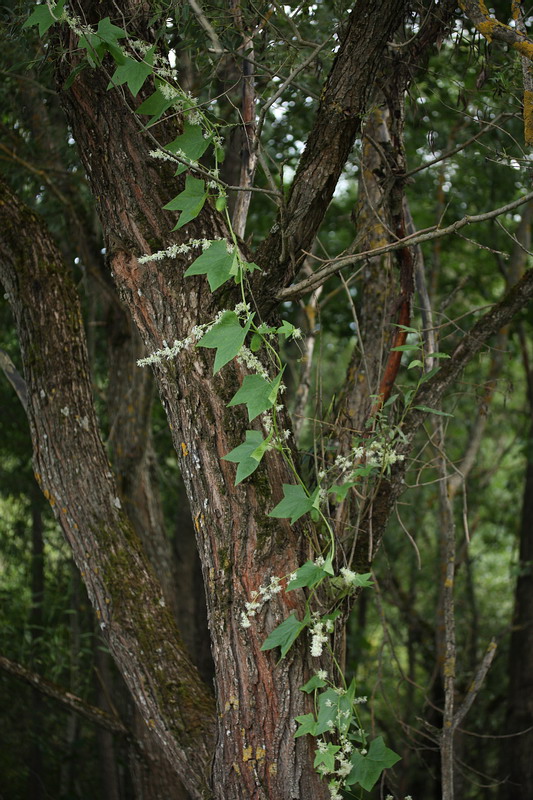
[[50, 3, 408, 797], [6, 2, 533, 798]]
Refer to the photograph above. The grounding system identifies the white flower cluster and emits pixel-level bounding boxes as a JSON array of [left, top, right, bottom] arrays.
[[148, 148, 180, 163], [318, 732, 357, 797], [240, 575, 282, 629], [65, 13, 92, 38], [333, 438, 405, 475], [339, 567, 357, 587], [159, 82, 182, 101], [186, 108, 203, 126], [386, 796, 413, 800], [315, 722, 371, 798], [352, 439, 405, 468], [236, 346, 269, 379], [310, 616, 334, 658], [138, 238, 213, 264], [233, 302, 250, 317], [136, 326, 204, 367], [137, 303, 255, 369]]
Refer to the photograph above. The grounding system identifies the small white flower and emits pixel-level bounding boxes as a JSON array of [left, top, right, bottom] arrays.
[[236, 347, 269, 379], [340, 567, 357, 586], [234, 301, 250, 315], [314, 556, 325, 567], [337, 759, 352, 777], [159, 82, 181, 100], [316, 669, 328, 680], [186, 109, 203, 126]]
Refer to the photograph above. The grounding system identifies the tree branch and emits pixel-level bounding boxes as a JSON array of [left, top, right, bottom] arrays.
[[352, 267, 533, 572], [452, 639, 497, 731], [255, 0, 410, 298], [277, 190, 533, 300], [460, 0, 533, 60], [0, 653, 129, 737]]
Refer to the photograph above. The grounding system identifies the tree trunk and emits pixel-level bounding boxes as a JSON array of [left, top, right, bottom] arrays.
[[502, 412, 533, 797], [0, 176, 215, 800]]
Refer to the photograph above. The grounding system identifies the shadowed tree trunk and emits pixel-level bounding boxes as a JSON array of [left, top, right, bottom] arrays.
[[0, 176, 215, 800], [502, 344, 533, 799]]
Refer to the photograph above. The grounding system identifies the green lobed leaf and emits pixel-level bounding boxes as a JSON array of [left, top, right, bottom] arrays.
[[353, 572, 373, 587], [287, 560, 328, 591], [315, 688, 344, 735], [24, 0, 66, 35], [250, 333, 262, 352], [294, 713, 317, 738], [184, 240, 237, 291], [277, 320, 297, 338], [137, 85, 177, 126], [163, 176, 207, 230], [222, 430, 267, 484], [314, 744, 341, 772], [322, 553, 335, 576], [165, 122, 212, 175], [108, 47, 155, 96], [227, 371, 283, 421], [346, 737, 401, 791], [268, 484, 316, 525], [300, 674, 327, 693], [197, 310, 252, 374], [261, 612, 308, 658], [79, 17, 127, 65], [329, 482, 354, 502]]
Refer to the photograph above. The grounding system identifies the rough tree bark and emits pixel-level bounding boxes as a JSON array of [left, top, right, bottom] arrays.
[[0, 177, 215, 800]]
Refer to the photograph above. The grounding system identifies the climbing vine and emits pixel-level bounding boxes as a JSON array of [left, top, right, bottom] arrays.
[[21, 3, 469, 795]]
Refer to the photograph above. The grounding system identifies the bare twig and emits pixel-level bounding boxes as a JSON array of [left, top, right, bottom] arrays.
[[277, 190, 533, 300], [404, 113, 512, 178], [452, 640, 497, 731]]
